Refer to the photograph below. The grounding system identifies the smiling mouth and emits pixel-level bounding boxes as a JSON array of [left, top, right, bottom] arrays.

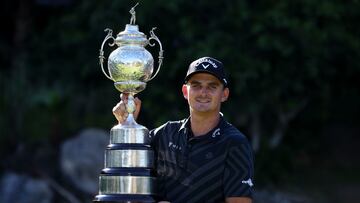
[[196, 99, 211, 103]]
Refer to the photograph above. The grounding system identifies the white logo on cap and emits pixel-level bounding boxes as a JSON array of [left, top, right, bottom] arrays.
[[195, 58, 218, 68], [201, 64, 210, 69]]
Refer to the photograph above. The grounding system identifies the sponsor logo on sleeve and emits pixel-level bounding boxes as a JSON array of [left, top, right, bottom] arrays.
[[241, 178, 254, 187]]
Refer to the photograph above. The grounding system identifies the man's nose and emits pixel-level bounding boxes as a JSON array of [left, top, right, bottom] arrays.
[[200, 87, 210, 95]]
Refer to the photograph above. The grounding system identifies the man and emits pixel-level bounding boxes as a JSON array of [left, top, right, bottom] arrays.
[[113, 57, 254, 203]]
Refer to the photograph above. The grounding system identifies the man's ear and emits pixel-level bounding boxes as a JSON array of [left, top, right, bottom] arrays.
[[182, 84, 188, 99], [221, 87, 229, 102]]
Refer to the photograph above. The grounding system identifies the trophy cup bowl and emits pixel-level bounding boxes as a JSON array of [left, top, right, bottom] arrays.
[[94, 4, 163, 203]]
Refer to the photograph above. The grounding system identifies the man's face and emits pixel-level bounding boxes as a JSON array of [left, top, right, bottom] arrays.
[[182, 73, 229, 115]]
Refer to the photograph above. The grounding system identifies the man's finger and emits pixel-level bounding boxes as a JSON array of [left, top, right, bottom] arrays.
[[120, 93, 129, 103]]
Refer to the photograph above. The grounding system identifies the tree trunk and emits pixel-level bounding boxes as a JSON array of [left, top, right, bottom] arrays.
[[9, 0, 32, 139], [269, 99, 308, 149], [250, 111, 261, 152]]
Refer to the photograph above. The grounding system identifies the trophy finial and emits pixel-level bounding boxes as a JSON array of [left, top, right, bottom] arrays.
[[129, 2, 139, 25]]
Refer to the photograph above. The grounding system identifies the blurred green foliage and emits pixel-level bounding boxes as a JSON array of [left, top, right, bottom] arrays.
[[1, 0, 359, 183]]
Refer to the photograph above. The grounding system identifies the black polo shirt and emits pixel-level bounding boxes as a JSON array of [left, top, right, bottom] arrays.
[[149, 116, 254, 202]]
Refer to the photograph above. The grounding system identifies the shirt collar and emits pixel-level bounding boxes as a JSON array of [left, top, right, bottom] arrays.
[[179, 114, 226, 140], [179, 116, 191, 132]]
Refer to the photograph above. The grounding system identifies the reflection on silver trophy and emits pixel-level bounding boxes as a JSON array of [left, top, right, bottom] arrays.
[[94, 3, 163, 202]]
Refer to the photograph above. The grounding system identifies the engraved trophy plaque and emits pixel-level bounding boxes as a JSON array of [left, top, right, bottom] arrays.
[[94, 4, 163, 202]]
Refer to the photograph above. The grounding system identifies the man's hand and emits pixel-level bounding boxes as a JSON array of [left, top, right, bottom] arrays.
[[112, 93, 141, 124]]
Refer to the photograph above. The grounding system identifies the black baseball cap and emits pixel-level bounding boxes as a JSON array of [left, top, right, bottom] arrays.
[[184, 56, 228, 87]]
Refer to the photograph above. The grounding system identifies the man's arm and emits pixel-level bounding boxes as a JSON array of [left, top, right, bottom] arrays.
[[223, 138, 254, 201], [226, 197, 252, 203]]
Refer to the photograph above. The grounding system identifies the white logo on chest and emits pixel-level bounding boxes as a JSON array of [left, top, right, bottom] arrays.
[[212, 128, 221, 138], [168, 142, 182, 151]]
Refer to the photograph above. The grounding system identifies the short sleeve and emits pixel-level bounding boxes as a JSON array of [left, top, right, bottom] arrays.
[[148, 122, 169, 148], [223, 140, 254, 198]]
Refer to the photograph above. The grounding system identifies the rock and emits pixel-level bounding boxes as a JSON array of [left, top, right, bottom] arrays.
[[0, 172, 53, 203], [60, 128, 108, 195]]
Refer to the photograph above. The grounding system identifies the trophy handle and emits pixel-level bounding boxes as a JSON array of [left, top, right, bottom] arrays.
[[99, 28, 116, 80], [148, 27, 164, 81]]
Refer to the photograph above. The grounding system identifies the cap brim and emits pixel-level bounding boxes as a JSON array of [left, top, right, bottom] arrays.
[[184, 70, 226, 86]]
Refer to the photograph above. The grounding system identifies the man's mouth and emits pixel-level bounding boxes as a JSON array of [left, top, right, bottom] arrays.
[[195, 98, 211, 103]]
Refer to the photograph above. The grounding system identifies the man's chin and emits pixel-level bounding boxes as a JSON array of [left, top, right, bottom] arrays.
[[192, 106, 211, 113]]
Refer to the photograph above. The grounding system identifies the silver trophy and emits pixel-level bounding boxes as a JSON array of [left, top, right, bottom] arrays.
[[94, 3, 163, 202]]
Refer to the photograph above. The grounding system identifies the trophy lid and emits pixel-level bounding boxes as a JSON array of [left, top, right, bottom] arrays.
[[115, 24, 148, 46]]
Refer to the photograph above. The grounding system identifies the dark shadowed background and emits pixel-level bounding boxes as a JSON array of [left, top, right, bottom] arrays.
[[1, 0, 359, 202]]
